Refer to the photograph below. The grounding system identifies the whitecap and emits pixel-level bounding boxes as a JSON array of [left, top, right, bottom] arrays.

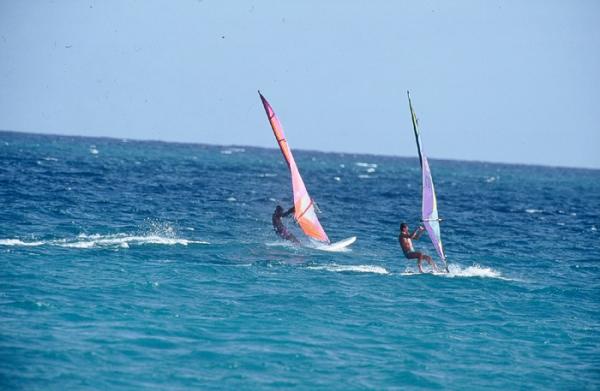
[[400, 264, 510, 280], [221, 147, 245, 155], [308, 264, 389, 275], [0, 239, 45, 246], [525, 209, 542, 214], [265, 241, 296, 248], [444, 264, 509, 280], [355, 162, 377, 168], [61, 241, 96, 248], [1, 233, 210, 249]]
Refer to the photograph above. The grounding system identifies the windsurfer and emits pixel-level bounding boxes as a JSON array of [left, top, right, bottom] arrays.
[[272, 205, 300, 244], [399, 223, 438, 273]]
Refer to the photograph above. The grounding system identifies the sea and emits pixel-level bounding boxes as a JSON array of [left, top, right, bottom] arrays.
[[1, 130, 599, 390]]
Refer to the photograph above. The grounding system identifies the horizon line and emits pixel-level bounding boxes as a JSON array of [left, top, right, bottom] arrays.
[[1, 129, 598, 172]]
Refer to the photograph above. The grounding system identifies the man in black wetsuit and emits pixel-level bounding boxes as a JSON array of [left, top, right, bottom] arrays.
[[272, 205, 300, 244]]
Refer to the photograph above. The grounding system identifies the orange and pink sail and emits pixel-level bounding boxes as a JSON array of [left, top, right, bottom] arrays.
[[259, 92, 330, 244]]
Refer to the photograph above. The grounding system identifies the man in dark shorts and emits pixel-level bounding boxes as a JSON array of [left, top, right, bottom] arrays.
[[272, 205, 300, 244], [399, 222, 438, 273]]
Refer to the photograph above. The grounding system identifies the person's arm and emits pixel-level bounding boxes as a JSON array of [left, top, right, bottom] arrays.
[[282, 206, 295, 217], [411, 226, 425, 240]]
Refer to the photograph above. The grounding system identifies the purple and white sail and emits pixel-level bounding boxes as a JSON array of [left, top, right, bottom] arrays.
[[407, 91, 448, 270]]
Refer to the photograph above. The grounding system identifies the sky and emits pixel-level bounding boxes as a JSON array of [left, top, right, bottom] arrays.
[[0, 0, 599, 169]]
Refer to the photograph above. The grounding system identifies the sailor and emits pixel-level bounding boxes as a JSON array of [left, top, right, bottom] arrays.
[[272, 205, 300, 244], [399, 223, 438, 273]]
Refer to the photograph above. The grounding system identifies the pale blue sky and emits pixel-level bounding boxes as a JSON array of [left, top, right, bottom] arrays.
[[1, 1, 599, 168]]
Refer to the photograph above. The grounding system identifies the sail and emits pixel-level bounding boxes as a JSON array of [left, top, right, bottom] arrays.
[[407, 92, 447, 264], [259, 91, 330, 243]]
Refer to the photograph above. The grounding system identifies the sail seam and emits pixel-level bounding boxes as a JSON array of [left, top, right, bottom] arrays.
[[296, 199, 314, 221]]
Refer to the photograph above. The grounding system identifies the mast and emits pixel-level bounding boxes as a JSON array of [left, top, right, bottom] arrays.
[[259, 91, 330, 244], [407, 91, 449, 272]]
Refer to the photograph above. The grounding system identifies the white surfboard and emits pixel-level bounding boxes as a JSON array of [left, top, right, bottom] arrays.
[[314, 236, 357, 252]]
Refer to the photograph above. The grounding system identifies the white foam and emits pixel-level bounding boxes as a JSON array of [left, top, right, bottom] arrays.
[[308, 264, 389, 275], [355, 162, 377, 168], [61, 241, 96, 248], [221, 147, 245, 154], [89, 146, 99, 155], [400, 264, 509, 280], [0, 234, 209, 248], [525, 208, 542, 214], [445, 264, 502, 278], [312, 243, 352, 253], [265, 241, 297, 248], [443, 264, 512, 280], [63, 235, 210, 247], [358, 174, 371, 179], [0, 239, 44, 246]]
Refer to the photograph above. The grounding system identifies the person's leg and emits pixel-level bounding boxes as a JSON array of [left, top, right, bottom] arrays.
[[414, 252, 425, 273], [424, 255, 438, 272], [406, 252, 424, 273], [417, 258, 424, 273], [285, 232, 300, 245]]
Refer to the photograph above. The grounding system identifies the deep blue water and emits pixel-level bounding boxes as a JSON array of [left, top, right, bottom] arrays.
[[1, 131, 599, 389]]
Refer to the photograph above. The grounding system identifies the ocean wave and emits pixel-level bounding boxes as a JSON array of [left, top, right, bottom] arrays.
[[221, 147, 245, 154], [264, 241, 297, 248], [445, 264, 504, 278], [355, 162, 377, 168], [308, 264, 389, 275], [400, 264, 509, 280], [525, 208, 542, 214], [0, 233, 209, 249], [0, 239, 45, 246]]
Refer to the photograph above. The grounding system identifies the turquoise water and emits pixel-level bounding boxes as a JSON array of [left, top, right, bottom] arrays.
[[1, 131, 599, 389]]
